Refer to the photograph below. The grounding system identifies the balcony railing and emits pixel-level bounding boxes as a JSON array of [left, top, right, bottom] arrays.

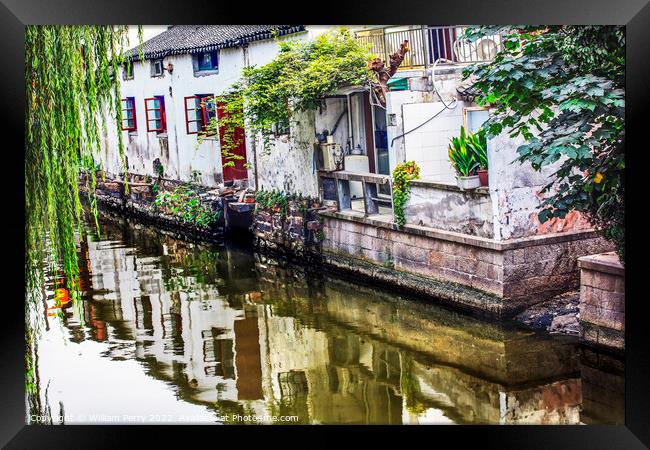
[[355, 26, 503, 70]]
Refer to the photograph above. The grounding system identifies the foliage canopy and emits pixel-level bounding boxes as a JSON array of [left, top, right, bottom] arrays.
[[209, 29, 375, 157], [463, 26, 625, 261]]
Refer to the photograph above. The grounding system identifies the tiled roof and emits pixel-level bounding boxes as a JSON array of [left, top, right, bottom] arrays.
[[128, 25, 306, 60]]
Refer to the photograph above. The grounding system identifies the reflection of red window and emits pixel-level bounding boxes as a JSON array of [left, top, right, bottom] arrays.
[[89, 304, 107, 341], [145, 96, 166, 133], [121, 97, 137, 131], [184, 94, 216, 135]]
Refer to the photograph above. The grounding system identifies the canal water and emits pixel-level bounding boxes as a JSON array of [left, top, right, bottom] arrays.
[[27, 212, 624, 425]]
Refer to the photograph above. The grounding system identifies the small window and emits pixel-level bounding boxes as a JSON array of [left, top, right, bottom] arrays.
[[121, 97, 137, 131], [194, 51, 219, 73], [184, 94, 217, 135], [145, 96, 166, 133], [151, 58, 164, 77], [122, 60, 134, 80], [464, 107, 490, 133]]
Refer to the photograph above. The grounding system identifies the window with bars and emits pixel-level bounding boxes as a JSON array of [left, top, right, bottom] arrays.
[[145, 96, 166, 133], [151, 58, 164, 77], [121, 97, 137, 131], [184, 94, 216, 135]]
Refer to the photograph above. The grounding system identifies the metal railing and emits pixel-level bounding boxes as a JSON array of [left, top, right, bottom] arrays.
[[355, 26, 503, 69]]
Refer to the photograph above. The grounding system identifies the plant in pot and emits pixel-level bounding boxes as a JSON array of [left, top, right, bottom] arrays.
[[467, 128, 488, 187], [448, 126, 480, 190]]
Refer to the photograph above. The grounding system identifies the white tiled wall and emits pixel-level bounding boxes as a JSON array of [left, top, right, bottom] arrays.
[[402, 101, 465, 184]]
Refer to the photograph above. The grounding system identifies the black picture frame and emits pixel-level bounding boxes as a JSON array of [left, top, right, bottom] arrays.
[[2, 0, 648, 447]]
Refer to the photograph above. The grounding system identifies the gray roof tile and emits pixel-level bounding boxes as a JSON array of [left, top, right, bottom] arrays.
[[128, 25, 305, 60]]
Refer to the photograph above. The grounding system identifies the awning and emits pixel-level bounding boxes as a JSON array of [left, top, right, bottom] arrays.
[[387, 77, 408, 91]]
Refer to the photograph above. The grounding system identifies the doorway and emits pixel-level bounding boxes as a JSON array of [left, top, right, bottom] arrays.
[[217, 102, 248, 183]]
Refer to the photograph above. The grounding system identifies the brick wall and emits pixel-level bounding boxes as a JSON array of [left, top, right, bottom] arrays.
[[578, 252, 625, 351]]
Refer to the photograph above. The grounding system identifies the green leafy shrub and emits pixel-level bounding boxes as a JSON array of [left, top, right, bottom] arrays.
[[448, 126, 479, 177], [467, 128, 488, 170], [462, 26, 625, 261], [255, 189, 290, 217], [152, 185, 219, 228], [209, 29, 375, 156], [392, 161, 420, 227]]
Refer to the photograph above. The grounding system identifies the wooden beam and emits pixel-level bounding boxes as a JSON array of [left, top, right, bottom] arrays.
[[336, 179, 352, 211]]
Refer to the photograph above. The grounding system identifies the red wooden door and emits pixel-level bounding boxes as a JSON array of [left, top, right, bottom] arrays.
[[217, 102, 248, 182]]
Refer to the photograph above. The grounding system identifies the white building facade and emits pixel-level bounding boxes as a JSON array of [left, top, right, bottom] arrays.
[[100, 25, 321, 187]]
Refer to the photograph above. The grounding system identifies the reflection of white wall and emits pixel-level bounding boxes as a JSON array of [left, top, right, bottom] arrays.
[[256, 307, 329, 406]]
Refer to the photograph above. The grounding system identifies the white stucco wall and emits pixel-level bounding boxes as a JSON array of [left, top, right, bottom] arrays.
[[252, 110, 319, 197], [487, 132, 594, 240]]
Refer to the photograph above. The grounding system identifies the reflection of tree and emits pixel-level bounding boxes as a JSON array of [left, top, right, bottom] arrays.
[[399, 354, 427, 415], [159, 248, 223, 293], [276, 371, 310, 424]]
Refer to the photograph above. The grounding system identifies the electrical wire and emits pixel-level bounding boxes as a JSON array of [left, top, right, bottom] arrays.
[[389, 58, 459, 149]]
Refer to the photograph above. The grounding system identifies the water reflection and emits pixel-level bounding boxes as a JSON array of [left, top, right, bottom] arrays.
[[28, 213, 625, 425]]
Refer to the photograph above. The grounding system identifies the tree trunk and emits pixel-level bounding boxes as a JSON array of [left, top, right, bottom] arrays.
[[368, 40, 410, 107]]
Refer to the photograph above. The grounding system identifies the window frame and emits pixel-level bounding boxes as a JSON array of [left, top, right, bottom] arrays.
[[120, 97, 137, 132], [122, 60, 134, 80], [197, 50, 219, 71], [463, 106, 490, 133], [151, 58, 164, 77], [184, 94, 216, 136], [144, 96, 166, 133]]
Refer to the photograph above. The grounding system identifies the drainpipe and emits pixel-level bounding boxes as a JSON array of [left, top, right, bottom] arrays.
[[242, 44, 259, 190], [346, 93, 354, 149]]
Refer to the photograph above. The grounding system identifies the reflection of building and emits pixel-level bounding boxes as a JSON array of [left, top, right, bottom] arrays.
[[60, 217, 622, 425]]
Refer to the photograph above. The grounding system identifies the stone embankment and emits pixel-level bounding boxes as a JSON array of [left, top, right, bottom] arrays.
[[79, 171, 253, 242]]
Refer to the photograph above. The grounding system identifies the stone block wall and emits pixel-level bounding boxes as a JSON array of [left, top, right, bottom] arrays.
[[578, 252, 625, 351], [404, 180, 493, 238], [321, 211, 613, 316], [80, 172, 226, 242], [253, 196, 324, 257], [501, 234, 613, 308]]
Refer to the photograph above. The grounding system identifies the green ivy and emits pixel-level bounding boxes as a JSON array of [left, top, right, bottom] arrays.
[[207, 29, 375, 157], [392, 161, 420, 227]]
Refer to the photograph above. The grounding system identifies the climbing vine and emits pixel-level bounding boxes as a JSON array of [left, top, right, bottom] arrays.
[[26, 26, 139, 304], [210, 29, 375, 156], [392, 161, 420, 226]]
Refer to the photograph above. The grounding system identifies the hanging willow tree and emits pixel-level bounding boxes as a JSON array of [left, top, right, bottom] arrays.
[[25, 25, 139, 305]]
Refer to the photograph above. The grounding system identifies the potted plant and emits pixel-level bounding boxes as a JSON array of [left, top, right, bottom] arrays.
[[467, 128, 488, 186], [448, 126, 480, 190]]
